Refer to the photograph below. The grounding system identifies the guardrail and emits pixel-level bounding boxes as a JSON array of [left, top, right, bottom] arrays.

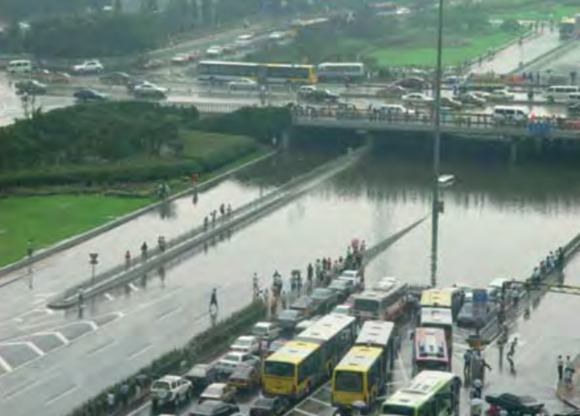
[[48, 147, 367, 309], [291, 108, 580, 138]]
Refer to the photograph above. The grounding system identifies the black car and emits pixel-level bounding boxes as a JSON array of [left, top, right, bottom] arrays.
[[310, 288, 339, 314], [15, 79, 47, 95], [189, 400, 240, 416], [289, 296, 316, 318], [249, 397, 289, 416], [74, 88, 108, 102], [485, 393, 545, 415], [276, 309, 304, 331], [299, 89, 339, 104], [185, 364, 218, 394], [327, 279, 352, 302], [456, 302, 497, 328], [393, 76, 428, 90]]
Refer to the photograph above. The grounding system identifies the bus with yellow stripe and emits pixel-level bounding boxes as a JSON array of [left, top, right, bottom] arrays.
[[331, 321, 396, 411], [197, 60, 316, 84], [420, 289, 453, 310], [263, 314, 357, 400]]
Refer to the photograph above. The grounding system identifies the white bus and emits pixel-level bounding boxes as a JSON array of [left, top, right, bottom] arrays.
[[545, 85, 580, 102], [197, 60, 316, 84], [353, 278, 407, 321], [316, 62, 366, 83]]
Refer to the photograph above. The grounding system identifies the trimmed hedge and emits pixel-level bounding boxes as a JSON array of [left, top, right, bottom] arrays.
[[69, 300, 267, 416]]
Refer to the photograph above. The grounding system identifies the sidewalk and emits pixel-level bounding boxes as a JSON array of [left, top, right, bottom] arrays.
[[556, 354, 580, 409]]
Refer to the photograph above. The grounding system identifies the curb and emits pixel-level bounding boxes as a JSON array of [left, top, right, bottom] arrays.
[[555, 390, 580, 410], [0, 150, 276, 284]]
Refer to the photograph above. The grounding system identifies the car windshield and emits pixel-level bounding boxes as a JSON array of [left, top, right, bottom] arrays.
[[264, 361, 294, 377], [330, 282, 347, 289], [382, 404, 415, 416], [311, 289, 331, 299], [203, 385, 224, 396], [341, 271, 357, 278], [333, 306, 349, 314], [354, 298, 379, 312], [223, 354, 241, 362], [252, 325, 269, 336], [234, 338, 252, 347], [151, 381, 170, 390], [279, 310, 300, 319], [334, 371, 363, 392]]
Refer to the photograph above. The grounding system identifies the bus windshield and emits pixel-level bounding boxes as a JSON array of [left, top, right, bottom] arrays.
[[354, 298, 379, 313], [334, 370, 363, 392], [382, 404, 415, 416], [264, 361, 294, 377], [417, 360, 449, 371]]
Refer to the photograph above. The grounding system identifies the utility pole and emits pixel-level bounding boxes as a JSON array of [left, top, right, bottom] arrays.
[[430, 0, 444, 288]]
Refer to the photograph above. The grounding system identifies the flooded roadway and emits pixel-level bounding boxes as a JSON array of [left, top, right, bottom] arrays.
[[3, 147, 580, 415]]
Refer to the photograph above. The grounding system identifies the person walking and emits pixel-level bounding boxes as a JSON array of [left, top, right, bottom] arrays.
[[210, 288, 218, 312], [507, 337, 517, 373], [557, 355, 564, 382], [565, 356, 575, 387]]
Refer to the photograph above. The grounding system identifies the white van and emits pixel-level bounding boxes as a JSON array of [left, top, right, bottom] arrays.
[[545, 85, 580, 102], [7, 59, 32, 74], [492, 106, 528, 123], [567, 92, 580, 104]]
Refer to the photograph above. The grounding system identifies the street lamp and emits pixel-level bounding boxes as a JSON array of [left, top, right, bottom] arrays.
[[89, 253, 99, 283], [430, 0, 445, 288]]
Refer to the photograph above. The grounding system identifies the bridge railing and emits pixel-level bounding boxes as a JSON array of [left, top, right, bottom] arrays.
[[291, 107, 578, 134]]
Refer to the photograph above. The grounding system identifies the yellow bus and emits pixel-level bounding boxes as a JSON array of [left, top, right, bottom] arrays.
[[332, 321, 396, 410], [332, 346, 384, 408], [197, 60, 317, 84], [262, 340, 323, 399], [420, 289, 453, 310], [381, 371, 461, 416], [263, 314, 357, 400]]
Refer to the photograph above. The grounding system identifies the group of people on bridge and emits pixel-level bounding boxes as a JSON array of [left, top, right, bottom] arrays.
[[203, 203, 233, 231]]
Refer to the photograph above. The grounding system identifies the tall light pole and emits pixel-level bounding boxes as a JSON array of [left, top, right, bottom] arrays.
[[430, 0, 444, 288]]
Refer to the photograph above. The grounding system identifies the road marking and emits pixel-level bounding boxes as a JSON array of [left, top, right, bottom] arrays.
[[3, 378, 41, 399], [0, 341, 45, 356], [396, 352, 409, 384], [87, 339, 117, 357], [128, 343, 153, 360], [294, 409, 319, 416], [306, 396, 331, 406], [155, 306, 182, 322], [126, 401, 150, 416], [46, 385, 78, 406], [129, 283, 140, 292], [35, 332, 69, 345], [104, 293, 115, 301], [0, 355, 13, 373]]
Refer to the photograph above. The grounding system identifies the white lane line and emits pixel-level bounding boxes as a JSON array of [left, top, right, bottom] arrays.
[[3, 378, 41, 399], [87, 339, 117, 357], [155, 306, 182, 323], [45, 385, 78, 405], [35, 332, 69, 345], [104, 293, 115, 301], [128, 344, 153, 360], [0, 355, 13, 373], [129, 283, 140, 292], [306, 396, 331, 406], [0, 341, 45, 356], [126, 401, 150, 416], [294, 409, 319, 416]]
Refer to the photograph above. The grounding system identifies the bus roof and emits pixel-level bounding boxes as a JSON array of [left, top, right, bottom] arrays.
[[420, 307, 453, 326], [265, 340, 319, 364], [561, 17, 575, 24], [355, 320, 395, 347], [383, 371, 458, 408], [198, 60, 313, 69], [420, 289, 452, 308], [414, 327, 447, 361], [318, 62, 364, 67], [297, 313, 356, 344], [334, 346, 383, 372]]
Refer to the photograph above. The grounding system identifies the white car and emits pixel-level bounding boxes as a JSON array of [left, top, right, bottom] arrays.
[[269, 31, 285, 40], [231, 335, 260, 354], [172, 53, 192, 64], [200, 383, 236, 403], [228, 78, 258, 91], [488, 89, 515, 101], [215, 351, 258, 375], [73, 60, 104, 74], [234, 34, 254, 48], [380, 104, 415, 114], [206, 45, 224, 56], [150, 375, 192, 409], [402, 92, 434, 104], [133, 81, 169, 98]]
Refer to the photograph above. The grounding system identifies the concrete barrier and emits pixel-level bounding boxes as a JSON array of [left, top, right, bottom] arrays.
[[0, 151, 276, 284], [47, 147, 367, 309]]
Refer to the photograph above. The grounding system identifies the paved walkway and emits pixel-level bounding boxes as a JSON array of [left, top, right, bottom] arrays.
[[468, 29, 562, 75], [556, 354, 580, 409]]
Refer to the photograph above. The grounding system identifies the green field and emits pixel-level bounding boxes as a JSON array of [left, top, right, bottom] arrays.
[[369, 31, 516, 67], [490, 0, 578, 20], [0, 195, 148, 266]]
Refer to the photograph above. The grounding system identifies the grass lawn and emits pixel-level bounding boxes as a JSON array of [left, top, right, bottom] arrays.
[[0, 195, 148, 266], [369, 30, 517, 66], [490, 1, 577, 20], [181, 131, 258, 159]]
